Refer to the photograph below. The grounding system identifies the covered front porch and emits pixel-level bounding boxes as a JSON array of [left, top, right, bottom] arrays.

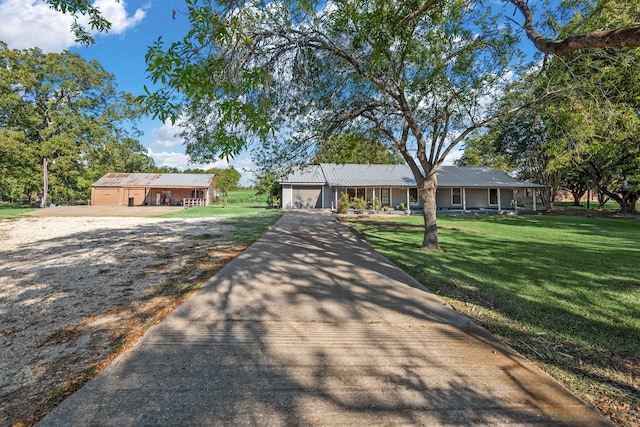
[[331, 186, 419, 213], [436, 186, 539, 212], [330, 185, 540, 213]]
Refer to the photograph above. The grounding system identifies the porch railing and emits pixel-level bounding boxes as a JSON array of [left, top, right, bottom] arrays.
[[183, 198, 207, 208]]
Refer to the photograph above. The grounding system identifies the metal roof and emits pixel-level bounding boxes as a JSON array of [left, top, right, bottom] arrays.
[[280, 165, 326, 184], [322, 164, 417, 187], [436, 167, 544, 188], [281, 164, 543, 188], [92, 173, 215, 188]]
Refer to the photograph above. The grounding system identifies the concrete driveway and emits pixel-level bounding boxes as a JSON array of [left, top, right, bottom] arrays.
[[39, 211, 611, 426]]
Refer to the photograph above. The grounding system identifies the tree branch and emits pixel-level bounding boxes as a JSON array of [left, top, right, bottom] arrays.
[[509, 0, 640, 56], [397, 0, 439, 28]]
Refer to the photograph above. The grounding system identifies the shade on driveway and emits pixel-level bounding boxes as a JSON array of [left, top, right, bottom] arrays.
[[39, 211, 612, 426]]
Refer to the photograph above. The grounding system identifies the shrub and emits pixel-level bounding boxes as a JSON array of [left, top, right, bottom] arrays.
[[352, 197, 367, 212], [337, 192, 350, 214]]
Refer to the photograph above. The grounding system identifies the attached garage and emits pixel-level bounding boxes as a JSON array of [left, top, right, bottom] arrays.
[[292, 186, 323, 209], [91, 173, 217, 207], [281, 166, 332, 209]]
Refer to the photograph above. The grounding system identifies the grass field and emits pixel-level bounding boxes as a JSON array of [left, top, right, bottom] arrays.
[[341, 213, 639, 426], [0, 205, 34, 219]]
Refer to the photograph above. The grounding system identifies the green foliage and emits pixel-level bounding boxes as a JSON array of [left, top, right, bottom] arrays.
[[538, 39, 639, 212], [344, 214, 640, 422], [45, 0, 113, 45], [0, 204, 35, 219], [352, 197, 367, 212], [312, 131, 404, 165], [253, 171, 282, 207], [140, 0, 523, 249], [460, 1, 640, 214], [337, 192, 350, 214], [0, 43, 150, 204], [209, 167, 242, 206]]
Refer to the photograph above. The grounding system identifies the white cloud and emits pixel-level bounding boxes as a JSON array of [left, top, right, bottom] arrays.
[[91, 0, 145, 34], [147, 148, 228, 171], [150, 120, 184, 148], [148, 120, 257, 185], [442, 148, 464, 166], [0, 0, 145, 52]]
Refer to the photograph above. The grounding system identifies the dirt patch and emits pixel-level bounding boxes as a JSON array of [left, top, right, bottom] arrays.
[[0, 215, 239, 426], [22, 205, 183, 218]]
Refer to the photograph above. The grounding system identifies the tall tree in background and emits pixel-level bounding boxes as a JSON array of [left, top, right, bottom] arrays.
[[253, 170, 282, 208], [0, 42, 149, 203], [208, 166, 241, 206], [457, 109, 561, 212], [459, 1, 640, 213], [312, 131, 404, 165]]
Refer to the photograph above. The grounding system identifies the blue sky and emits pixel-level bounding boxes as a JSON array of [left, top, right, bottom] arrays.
[[0, 0, 257, 185]]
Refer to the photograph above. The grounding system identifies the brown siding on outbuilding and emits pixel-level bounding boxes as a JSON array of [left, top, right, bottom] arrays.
[[91, 187, 121, 206], [91, 173, 217, 206]]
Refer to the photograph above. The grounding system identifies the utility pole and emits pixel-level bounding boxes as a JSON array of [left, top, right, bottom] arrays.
[[41, 157, 54, 208], [41, 157, 48, 208]]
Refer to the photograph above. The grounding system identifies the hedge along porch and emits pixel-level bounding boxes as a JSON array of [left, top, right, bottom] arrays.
[[281, 164, 544, 212], [91, 173, 218, 207]]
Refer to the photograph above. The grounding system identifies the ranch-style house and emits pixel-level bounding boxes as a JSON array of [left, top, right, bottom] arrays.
[[281, 163, 544, 212]]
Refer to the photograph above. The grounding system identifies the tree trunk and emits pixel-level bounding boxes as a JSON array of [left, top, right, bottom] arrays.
[[571, 190, 585, 206], [420, 173, 440, 251]]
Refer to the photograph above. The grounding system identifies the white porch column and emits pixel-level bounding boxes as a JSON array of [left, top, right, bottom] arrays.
[[321, 185, 325, 209], [334, 189, 338, 211], [462, 188, 467, 212], [406, 188, 411, 214], [372, 188, 376, 210], [533, 189, 537, 211], [497, 188, 502, 211]]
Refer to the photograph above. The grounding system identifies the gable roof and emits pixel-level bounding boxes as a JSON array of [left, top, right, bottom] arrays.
[[92, 173, 215, 188], [281, 164, 543, 188], [281, 165, 325, 184], [321, 164, 416, 187], [436, 167, 542, 188]]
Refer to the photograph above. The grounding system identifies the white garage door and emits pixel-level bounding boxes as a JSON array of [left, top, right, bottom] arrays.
[[292, 186, 323, 209]]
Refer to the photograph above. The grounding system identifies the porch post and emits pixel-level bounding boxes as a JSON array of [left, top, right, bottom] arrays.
[[497, 188, 502, 211], [372, 188, 376, 211], [406, 188, 410, 214], [462, 188, 467, 212], [335, 188, 338, 211], [533, 189, 537, 211]]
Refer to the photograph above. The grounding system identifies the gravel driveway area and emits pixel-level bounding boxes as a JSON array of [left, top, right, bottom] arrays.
[[0, 212, 235, 425]]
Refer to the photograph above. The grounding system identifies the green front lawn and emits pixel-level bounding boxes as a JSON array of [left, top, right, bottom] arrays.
[[342, 214, 639, 426]]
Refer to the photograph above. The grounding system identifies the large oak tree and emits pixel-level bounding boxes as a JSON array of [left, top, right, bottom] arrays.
[[0, 42, 151, 203]]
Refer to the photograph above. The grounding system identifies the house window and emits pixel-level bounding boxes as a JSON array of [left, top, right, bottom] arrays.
[[346, 188, 365, 200], [489, 188, 498, 205], [526, 188, 533, 198], [409, 188, 418, 203], [451, 188, 462, 205], [381, 188, 390, 205]]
